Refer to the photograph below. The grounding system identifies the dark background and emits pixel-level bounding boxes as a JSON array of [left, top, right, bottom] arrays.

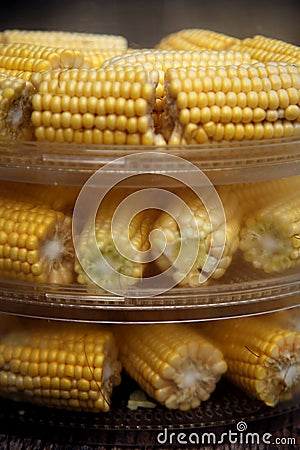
[[0, 0, 300, 48]]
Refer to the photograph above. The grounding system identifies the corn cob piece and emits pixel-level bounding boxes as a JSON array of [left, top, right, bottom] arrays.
[[1, 29, 128, 51], [197, 315, 300, 407], [116, 323, 227, 410], [151, 186, 241, 286], [102, 49, 253, 137], [0, 188, 74, 284], [230, 35, 300, 65], [239, 190, 300, 274], [156, 28, 240, 51], [0, 73, 35, 140], [164, 62, 300, 144], [0, 42, 88, 81], [30, 66, 161, 145], [74, 188, 159, 292], [0, 315, 122, 412]]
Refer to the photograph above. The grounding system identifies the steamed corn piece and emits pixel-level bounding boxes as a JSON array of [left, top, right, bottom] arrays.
[[239, 190, 300, 274], [0, 73, 35, 140], [230, 35, 300, 65], [0, 188, 74, 284], [0, 315, 122, 412], [30, 66, 160, 145], [116, 323, 227, 410], [164, 62, 300, 145], [102, 49, 253, 137], [198, 315, 300, 407], [152, 186, 241, 287], [0, 42, 88, 81], [74, 189, 159, 292], [0, 29, 128, 51], [156, 28, 240, 51]]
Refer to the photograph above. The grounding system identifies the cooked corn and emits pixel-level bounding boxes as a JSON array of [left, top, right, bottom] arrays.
[[0, 315, 122, 412], [116, 323, 227, 410], [164, 62, 300, 144], [0, 73, 35, 139], [0, 29, 128, 51], [0, 42, 87, 81], [230, 35, 300, 65], [198, 315, 300, 406], [30, 66, 161, 145], [239, 190, 300, 273], [74, 188, 159, 292], [102, 48, 253, 137], [152, 186, 241, 286], [0, 188, 74, 284], [156, 28, 240, 51]]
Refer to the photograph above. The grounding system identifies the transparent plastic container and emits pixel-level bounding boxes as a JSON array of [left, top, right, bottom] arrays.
[[0, 138, 299, 322]]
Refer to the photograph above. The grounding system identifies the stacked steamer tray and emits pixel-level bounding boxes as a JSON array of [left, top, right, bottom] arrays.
[[0, 28, 299, 448]]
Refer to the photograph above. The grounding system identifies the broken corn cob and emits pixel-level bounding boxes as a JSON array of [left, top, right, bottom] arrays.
[[74, 189, 159, 292], [239, 190, 300, 273], [230, 35, 300, 65], [152, 186, 241, 286], [156, 28, 240, 51], [0, 73, 35, 139], [0, 315, 122, 412], [164, 62, 300, 145], [30, 66, 160, 145], [198, 314, 300, 407], [116, 323, 227, 410], [102, 49, 253, 138], [0, 188, 74, 284]]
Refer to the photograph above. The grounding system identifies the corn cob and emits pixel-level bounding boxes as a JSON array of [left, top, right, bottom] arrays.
[[74, 188, 159, 292], [197, 315, 300, 407], [116, 323, 227, 410], [0, 73, 35, 139], [230, 35, 300, 65], [0, 42, 88, 81], [239, 190, 300, 274], [0, 188, 74, 284], [156, 28, 240, 51], [30, 67, 161, 145], [0, 29, 128, 51], [102, 49, 253, 137], [152, 186, 241, 286], [164, 62, 300, 145], [0, 315, 122, 412]]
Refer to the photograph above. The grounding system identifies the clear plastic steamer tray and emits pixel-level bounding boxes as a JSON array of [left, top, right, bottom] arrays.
[[0, 137, 299, 323]]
